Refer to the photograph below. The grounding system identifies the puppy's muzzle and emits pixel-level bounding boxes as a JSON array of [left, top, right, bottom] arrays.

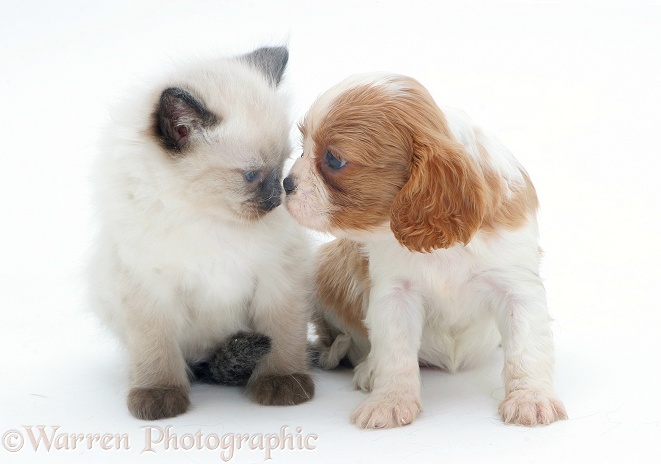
[[283, 175, 296, 195]]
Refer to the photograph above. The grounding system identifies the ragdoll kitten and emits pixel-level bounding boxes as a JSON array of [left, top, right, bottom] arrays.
[[88, 46, 315, 420]]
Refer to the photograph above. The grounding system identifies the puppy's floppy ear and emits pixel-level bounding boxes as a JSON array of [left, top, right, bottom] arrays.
[[155, 87, 218, 152], [390, 135, 487, 252], [240, 46, 289, 87]]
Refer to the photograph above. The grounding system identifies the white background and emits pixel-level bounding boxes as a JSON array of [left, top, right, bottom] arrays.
[[1, 1, 660, 463]]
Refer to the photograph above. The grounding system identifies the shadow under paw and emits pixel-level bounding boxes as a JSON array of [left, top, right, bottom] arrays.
[[127, 386, 190, 420], [249, 373, 315, 406]]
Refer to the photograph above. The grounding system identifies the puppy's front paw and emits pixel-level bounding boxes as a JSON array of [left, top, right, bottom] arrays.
[[127, 386, 190, 420], [353, 360, 374, 392], [499, 389, 567, 426], [249, 373, 315, 406], [351, 392, 421, 429]]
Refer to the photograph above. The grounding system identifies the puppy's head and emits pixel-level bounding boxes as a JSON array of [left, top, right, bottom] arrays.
[[284, 74, 487, 252], [150, 47, 291, 222]]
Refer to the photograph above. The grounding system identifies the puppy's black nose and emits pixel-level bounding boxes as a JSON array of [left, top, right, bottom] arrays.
[[283, 175, 296, 195]]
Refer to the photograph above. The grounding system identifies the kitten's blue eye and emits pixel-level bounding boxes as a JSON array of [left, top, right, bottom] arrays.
[[325, 150, 346, 170], [244, 170, 259, 182]]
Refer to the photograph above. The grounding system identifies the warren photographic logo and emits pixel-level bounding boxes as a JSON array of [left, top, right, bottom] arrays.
[[2, 426, 129, 453], [2, 425, 318, 461]]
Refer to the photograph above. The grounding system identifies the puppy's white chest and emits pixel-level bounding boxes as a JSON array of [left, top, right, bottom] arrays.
[[369, 240, 475, 320]]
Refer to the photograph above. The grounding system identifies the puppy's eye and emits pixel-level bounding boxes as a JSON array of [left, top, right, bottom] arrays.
[[244, 170, 259, 182], [325, 150, 346, 170]]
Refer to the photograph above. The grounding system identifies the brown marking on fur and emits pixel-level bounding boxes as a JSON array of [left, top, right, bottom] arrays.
[[390, 135, 487, 252], [248, 373, 315, 405], [308, 77, 488, 252], [127, 385, 190, 420], [306, 75, 540, 253], [475, 139, 539, 232], [384, 80, 488, 252], [493, 169, 539, 229], [310, 84, 412, 232], [315, 239, 370, 337]]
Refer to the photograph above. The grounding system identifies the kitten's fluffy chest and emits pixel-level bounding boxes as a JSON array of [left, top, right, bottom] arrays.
[[178, 221, 258, 311], [132, 208, 285, 312]]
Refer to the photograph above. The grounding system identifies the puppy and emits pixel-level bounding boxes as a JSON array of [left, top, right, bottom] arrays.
[[284, 73, 566, 428], [88, 47, 314, 420]]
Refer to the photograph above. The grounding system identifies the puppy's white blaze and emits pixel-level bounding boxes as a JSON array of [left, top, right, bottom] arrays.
[[284, 138, 333, 231], [308, 73, 411, 130]]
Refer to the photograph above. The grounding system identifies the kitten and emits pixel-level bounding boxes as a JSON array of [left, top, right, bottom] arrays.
[[88, 47, 315, 420]]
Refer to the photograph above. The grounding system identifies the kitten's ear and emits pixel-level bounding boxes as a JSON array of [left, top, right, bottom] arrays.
[[240, 46, 289, 86], [155, 87, 218, 152]]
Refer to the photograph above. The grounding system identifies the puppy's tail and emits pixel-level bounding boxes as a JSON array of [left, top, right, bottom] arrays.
[[189, 332, 271, 386]]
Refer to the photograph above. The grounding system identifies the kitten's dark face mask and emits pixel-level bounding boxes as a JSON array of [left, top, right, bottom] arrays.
[[242, 168, 284, 216]]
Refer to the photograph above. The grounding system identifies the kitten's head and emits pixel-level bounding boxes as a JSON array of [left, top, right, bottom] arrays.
[[149, 47, 291, 222]]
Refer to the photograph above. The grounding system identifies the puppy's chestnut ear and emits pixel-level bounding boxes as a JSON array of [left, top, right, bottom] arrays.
[[240, 46, 289, 87], [155, 87, 218, 152], [390, 136, 486, 252]]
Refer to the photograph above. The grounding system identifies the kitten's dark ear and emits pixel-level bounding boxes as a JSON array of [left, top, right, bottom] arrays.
[[240, 46, 289, 86], [154, 87, 218, 152]]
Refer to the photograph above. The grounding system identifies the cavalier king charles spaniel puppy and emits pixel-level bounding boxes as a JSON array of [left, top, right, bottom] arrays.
[[283, 73, 567, 428]]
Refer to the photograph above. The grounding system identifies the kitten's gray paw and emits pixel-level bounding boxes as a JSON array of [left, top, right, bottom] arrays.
[[249, 373, 315, 406], [127, 386, 190, 420]]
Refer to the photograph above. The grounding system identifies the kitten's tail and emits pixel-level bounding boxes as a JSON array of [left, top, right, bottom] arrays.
[[189, 332, 271, 386]]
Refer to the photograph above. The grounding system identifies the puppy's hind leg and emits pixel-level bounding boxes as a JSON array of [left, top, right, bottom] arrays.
[[312, 238, 372, 369], [308, 301, 353, 369]]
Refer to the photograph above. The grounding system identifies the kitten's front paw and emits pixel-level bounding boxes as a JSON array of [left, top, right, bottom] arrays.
[[499, 389, 567, 426], [353, 360, 374, 392], [127, 386, 190, 420], [249, 373, 315, 406], [351, 391, 421, 429]]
